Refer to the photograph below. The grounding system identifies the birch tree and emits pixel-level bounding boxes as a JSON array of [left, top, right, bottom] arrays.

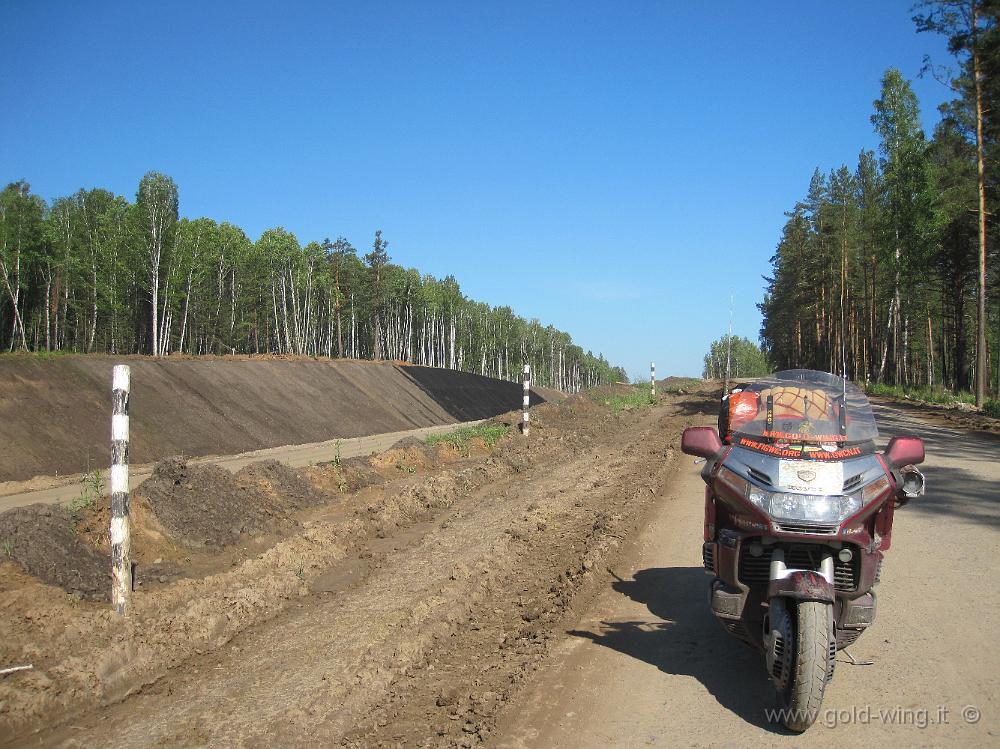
[[135, 172, 178, 356]]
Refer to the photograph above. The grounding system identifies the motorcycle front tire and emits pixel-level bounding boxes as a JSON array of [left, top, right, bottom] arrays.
[[779, 600, 834, 732]]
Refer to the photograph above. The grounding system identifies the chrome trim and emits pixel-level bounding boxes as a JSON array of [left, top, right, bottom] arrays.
[[769, 548, 835, 585], [772, 521, 839, 535]]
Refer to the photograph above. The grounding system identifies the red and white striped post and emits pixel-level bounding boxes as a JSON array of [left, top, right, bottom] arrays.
[[522, 363, 531, 435], [110, 365, 132, 615], [650, 362, 656, 399]]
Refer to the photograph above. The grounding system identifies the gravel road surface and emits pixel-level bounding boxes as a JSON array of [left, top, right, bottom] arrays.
[[496, 401, 999, 748]]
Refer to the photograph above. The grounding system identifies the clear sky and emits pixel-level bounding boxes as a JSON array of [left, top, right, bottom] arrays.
[[0, 1, 954, 378]]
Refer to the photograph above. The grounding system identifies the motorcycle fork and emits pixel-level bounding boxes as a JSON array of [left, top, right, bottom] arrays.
[[763, 547, 836, 690]]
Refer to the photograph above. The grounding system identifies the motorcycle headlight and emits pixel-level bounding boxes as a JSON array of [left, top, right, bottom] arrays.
[[747, 487, 862, 524]]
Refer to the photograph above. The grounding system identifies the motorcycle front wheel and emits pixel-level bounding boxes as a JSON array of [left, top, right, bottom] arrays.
[[778, 600, 835, 732]]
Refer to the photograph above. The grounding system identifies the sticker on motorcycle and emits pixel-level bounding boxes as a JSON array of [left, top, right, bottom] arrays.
[[777, 459, 844, 493]]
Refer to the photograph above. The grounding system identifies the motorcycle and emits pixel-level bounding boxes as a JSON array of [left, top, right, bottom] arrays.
[[680, 369, 925, 731]]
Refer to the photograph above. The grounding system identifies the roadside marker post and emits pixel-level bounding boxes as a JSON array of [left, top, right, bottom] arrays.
[[111, 365, 132, 615], [522, 364, 531, 435], [651, 362, 656, 399]]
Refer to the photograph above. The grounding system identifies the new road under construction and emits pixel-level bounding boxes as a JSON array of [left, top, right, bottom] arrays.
[[0, 357, 997, 747]]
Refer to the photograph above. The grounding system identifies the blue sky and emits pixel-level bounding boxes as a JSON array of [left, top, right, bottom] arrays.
[[0, 1, 953, 378]]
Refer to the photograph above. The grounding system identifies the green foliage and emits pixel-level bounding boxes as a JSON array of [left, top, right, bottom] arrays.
[[0, 349, 74, 360], [760, 50, 999, 396], [865, 383, 1000, 417], [425, 424, 510, 453], [69, 470, 104, 515], [864, 382, 976, 405], [0, 175, 623, 392], [659, 377, 701, 393], [702, 336, 771, 380], [594, 383, 655, 413]]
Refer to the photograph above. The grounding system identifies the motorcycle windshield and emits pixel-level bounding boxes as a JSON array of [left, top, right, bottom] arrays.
[[730, 369, 878, 447]]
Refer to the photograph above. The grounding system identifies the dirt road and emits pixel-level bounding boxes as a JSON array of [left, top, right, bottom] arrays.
[[0, 420, 484, 513], [496, 402, 999, 747], [4, 392, 996, 747]]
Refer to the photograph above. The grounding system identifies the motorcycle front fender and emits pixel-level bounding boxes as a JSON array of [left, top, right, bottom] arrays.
[[768, 570, 835, 603]]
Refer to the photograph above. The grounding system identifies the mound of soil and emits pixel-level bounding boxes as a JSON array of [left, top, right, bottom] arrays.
[[372, 440, 441, 472], [390, 435, 430, 451], [136, 457, 291, 549], [0, 504, 108, 600], [339, 457, 388, 491], [235, 460, 327, 511]]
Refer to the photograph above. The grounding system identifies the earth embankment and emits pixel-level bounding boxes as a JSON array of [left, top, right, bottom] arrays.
[[0, 356, 558, 483]]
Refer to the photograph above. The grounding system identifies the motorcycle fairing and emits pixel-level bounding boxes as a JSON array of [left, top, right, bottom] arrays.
[[768, 570, 836, 603], [723, 445, 885, 496]]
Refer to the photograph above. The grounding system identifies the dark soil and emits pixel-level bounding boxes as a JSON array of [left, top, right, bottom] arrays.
[[338, 457, 389, 491], [135, 457, 295, 549], [391, 435, 431, 451], [235, 459, 328, 511], [0, 504, 109, 600]]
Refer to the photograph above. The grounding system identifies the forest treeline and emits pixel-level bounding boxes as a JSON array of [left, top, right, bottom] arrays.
[[702, 335, 771, 381], [0, 174, 624, 391], [759, 1, 998, 406]]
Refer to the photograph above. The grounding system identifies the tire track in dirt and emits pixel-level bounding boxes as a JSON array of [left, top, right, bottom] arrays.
[[340, 406, 684, 749]]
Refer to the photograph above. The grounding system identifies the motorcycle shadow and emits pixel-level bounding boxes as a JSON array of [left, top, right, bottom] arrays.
[[568, 566, 786, 732]]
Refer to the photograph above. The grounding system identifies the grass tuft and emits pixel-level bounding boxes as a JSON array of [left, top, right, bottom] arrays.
[[865, 382, 976, 406], [592, 383, 656, 413], [425, 423, 510, 453], [660, 377, 701, 394], [0, 349, 75, 360], [68, 470, 104, 517]]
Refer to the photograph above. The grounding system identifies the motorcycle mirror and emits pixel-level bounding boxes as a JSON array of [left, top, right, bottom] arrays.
[[681, 427, 723, 459], [884, 435, 925, 468]]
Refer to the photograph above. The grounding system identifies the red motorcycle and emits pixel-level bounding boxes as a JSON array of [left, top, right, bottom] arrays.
[[681, 370, 925, 731]]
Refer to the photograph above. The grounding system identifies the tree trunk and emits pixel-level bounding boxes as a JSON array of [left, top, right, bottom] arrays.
[[972, 1, 988, 408], [335, 268, 343, 358], [927, 310, 934, 388]]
